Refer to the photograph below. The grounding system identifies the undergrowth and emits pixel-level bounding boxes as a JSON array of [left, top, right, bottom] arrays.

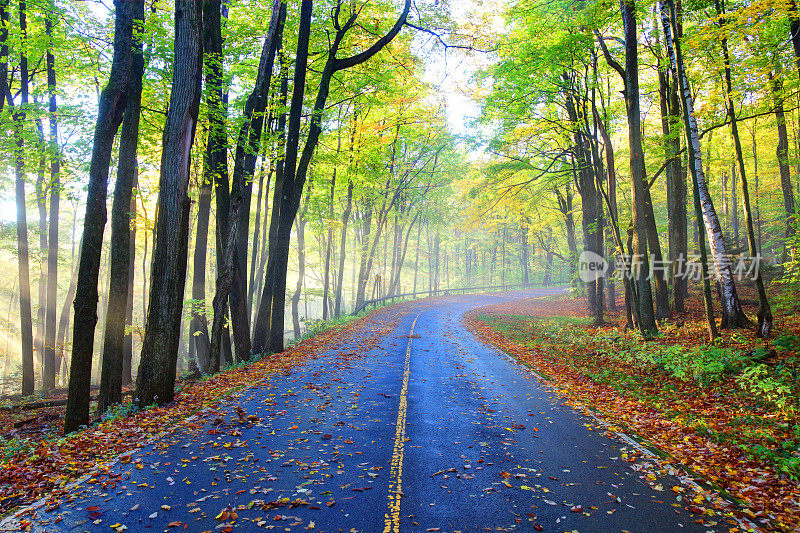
[[477, 313, 800, 480]]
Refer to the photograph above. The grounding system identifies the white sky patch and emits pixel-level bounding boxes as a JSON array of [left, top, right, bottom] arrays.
[[415, 0, 505, 154], [0, 197, 16, 223]]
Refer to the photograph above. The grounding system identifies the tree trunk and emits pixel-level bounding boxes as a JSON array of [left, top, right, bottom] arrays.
[[334, 180, 353, 318], [99, 0, 144, 412], [291, 213, 307, 339], [8, 0, 35, 397], [135, 0, 202, 408], [387, 213, 419, 296], [355, 202, 373, 308], [42, 3, 61, 391], [248, 133, 270, 315], [122, 174, 136, 385], [66, 0, 138, 431], [661, 0, 727, 338], [658, 64, 688, 313], [622, 0, 657, 335], [190, 0, 227, 373], [209, 196, 244, 373], [35, 128, 46, 387], [322, 119, 341, 319], [717, 0, 772, 337], [255, 0, 411, 354], [231, 0, 284, 344], [769, 75, 797, 256], [248, 2, 289, 353]]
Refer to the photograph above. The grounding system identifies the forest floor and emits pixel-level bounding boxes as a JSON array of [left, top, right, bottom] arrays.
[[467, 282, 800, 531]]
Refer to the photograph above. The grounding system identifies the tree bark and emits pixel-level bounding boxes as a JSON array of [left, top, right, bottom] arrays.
[[621, 0, 657, 335], [56, 264, 78, 382], [291, 210, 307, 339], [122, 174, 136, 385], [35, 126, 47, 387], [65, 0, 138, 431], [658, 62, 688, 313], [42, 2, 61, 391], [661, 0, 731, 337], [334, 180, 353, 317], [251, 33, 288, 350], [7, 0, 35, 396], [135, 0, 202, 408], [231, 0, 284, 345], [99, 0, 144, 412], [717, 0, 772, 337], [769, 75, 797, 255], [322, 115, 342, 319], [248, 131, 270, 316]]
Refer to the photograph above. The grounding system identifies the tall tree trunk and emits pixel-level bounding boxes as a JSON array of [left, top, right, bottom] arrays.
[[98, 0, 144, 412], [751, 121, 763, 254], [247, 1, 289, 354], [622, 0, 657, 335], [659, 66, 688, 313], [208, 196, 244, 373], [231, 0, 284, 344], [291, 213, 307, 339], [334, 179, 353, 318], [322, 119, 341, 319], [135, 0, 202, 408], [191, 0, 228, 372], [248, 133, 270, 315], [564, 93, 603, 325], [65, 0, 138, 431], [35, 128, 46, 386], [433, 233, 440, 293], [387, 213, 419, 296], [596, 116, 620, 310], [8, 0, 35, 397], [661, 0, 731, 337], [769, 75, 797, 256], [355, 202, 373, 308], [122, 173, 136, 385], [56, 264, 79, 383], [42, 2, 61, 391], [717, 0, 772, 337]]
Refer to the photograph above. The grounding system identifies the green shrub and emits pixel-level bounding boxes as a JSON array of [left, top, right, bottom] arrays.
[[737, 364, 796, 413]]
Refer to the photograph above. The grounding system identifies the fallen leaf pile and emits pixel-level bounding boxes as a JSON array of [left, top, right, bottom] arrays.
[[466, 289, 800, 531]]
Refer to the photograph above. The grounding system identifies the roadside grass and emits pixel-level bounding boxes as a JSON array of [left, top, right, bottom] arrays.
[[469, 288, 800, 530]]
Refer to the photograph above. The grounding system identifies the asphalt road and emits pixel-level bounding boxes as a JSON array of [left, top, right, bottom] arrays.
[[7, 288, 721, 532]]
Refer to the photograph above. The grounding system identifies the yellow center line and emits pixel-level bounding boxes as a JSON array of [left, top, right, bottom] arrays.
[[383, 313, 420, 533]]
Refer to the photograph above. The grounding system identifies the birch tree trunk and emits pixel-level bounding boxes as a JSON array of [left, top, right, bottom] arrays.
[[661, 0, 743, 332]]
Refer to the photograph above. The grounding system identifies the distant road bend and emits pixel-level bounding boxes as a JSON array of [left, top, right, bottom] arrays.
[[8, 288, 716, 532]]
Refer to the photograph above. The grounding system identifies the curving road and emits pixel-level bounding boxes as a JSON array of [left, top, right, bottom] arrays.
[[8, 288, 719, 532]]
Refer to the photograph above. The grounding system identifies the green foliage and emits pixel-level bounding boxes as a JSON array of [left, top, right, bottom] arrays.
[[100, 401, 138, 423], [774, 334, 800, 354], [736, 364, 796, 413], [636, 345, 750, 387], [0, 436, 37, 464]]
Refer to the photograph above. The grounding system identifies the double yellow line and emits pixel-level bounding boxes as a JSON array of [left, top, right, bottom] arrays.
[[383, 313, 420, 533]]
